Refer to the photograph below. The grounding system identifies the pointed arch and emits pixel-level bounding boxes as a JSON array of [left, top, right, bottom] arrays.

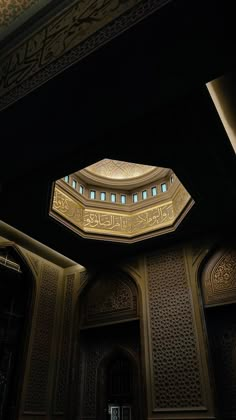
[[0, 242, 36, 420], [96, 345, 140, 420], [197, 243, 236, 419], [71, 267, 145, 420]]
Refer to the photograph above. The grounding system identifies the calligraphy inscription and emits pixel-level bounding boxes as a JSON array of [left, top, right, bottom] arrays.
[[0, 0, 141, 95], [52, 186, 177, 238], [84, 204, 174, 234], [53, 187, 84, 227], [0, 0, 171, 110]]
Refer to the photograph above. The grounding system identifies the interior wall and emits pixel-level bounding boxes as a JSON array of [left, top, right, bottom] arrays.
[[70, 243, 216, 420], [2, 230, 235, 420], [77, 324, 141, 420], [201, 246, 236, 420], [74, 269, 143, 420], [0, 235, 81, 420], [135, 243, 214, 420]]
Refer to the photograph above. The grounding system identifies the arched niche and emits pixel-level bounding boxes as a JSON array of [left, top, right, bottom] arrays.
[[79, 270, 140, 328], [199, 246, 236, 420], [0, 244, 35, 420], [97, 346, 140, 420], [76, 270, 144, 420], [201, 247, 236, 307]]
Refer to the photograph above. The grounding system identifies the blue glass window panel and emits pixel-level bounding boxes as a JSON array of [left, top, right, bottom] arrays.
[[142, 190, 147, 200], [111, 193, 116, 203], [151, 186, 157, 196], [90, 190, 96, 199], [161, 183, 167, 192], [133, 193, 138, 203], [100, 192, 106, 201], [120, 194, 126, 204]]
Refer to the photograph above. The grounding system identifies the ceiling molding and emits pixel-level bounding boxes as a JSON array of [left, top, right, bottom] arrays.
[[0, 0, 172, 111]]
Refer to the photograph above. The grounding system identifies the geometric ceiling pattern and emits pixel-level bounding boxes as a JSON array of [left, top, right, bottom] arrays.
[[85, 159, 156, 180]]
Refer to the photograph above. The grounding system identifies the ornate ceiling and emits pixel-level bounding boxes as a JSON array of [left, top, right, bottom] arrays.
[[0, 0, 171, 110], [85, 159, 156, 180], [50, 160, 194, 243]]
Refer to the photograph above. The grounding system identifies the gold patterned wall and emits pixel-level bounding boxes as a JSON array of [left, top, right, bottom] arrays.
[[0, 0, 172, 110], [142, 245, 215, 418], [50, 182, 193, 242], [0, 234, 80, 420], [24, 262, 59, 414], [1, 230, 230, 420], [71, 244, 216, 419]]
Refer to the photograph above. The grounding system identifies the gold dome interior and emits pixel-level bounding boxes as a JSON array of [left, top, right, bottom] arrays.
[[50, 159, 194, 243]]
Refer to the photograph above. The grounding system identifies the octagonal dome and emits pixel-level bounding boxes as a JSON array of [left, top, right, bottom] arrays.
[[50, 159, 194, 243]]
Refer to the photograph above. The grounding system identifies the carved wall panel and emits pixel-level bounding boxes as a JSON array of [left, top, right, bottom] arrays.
[[80, 271, 138, 327], [54, 273, 74, 414], [78, 323, 140, 420], [201, 249, 236, 306], [24, 263, 58, 413], [146, 249, 203, 410]]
